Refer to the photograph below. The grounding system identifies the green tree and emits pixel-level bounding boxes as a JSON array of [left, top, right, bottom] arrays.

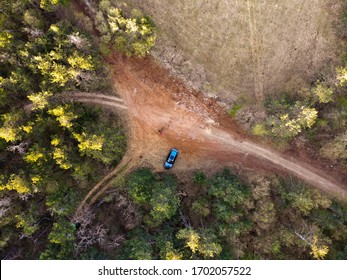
[[23, 9, 45, 29], [193, 171, 207, 186], [15, 208, 39, 237], [191, 198, 210, 217], [208, 169, 250, 208], [198, 230, 223, 258], [320, 132, 347, 161], [40, 218, 75, 260], [252, 202, 276, 231], [128, 168, 156, 204], [146, 180, 179, 227], [48, 218, 76, 245], [263, 95, 319, 140], [46, 185, 78, 216], [279, 178, 331, 215], [123, 228, 153, 260]]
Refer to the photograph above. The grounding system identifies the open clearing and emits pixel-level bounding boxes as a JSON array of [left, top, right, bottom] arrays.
[[76, 53, 347, 209], [112, 54, 347, 198], [122, 0, 343, 103]]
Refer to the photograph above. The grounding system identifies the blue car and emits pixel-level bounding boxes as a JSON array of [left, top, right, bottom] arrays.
[[164, 148, 179, 169]]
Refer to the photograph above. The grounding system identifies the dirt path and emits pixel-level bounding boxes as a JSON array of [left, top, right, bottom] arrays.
[[209, 130, 346, 197]]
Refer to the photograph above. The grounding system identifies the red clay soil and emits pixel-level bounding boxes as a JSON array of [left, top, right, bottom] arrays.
[[105, 53, 347, 200]]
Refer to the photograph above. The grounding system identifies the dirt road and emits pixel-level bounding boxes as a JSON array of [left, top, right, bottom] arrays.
[[104, 53, 346, 200], [209, 130, 346, 197], [73, 52, 346, 210]]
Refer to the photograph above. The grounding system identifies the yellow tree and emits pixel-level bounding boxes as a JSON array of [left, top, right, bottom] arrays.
[[52, 147, 72, 170], [48, 105, 77, 129], [310, 236, 329, 260], [0, 174, 30, 194], [294, 222, 330, 260], [297, 106, 318, 129], [0, 113, 22, 142], [336, 67, 347, 86], [67, 52, 94, 71], [27, 91, 53, 110], [161, 242, 183, 260], [0, 31, 12, 48], [96, 3, 157, 57], [312, 83, 334, 103], [73, 132, 104, 154], [24, 145, 47, 165], [176, 228, 222, 258], [269, 104, 318, 139], [40, 0, 69, 12], [176, 228, 200, 254]]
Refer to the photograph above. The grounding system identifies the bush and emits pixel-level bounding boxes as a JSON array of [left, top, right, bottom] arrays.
[[228, 104, 242, 117]]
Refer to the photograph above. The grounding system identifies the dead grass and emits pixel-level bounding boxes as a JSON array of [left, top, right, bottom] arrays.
[[121, 0, 344, 105]]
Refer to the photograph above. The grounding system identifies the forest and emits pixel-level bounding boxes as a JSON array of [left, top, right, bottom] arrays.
[[0, 0, 347, 260]]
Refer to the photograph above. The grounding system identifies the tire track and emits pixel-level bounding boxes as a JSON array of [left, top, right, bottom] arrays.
[[246, 0, 264, 101], [71, 97, 128, 110], [75, 155, 132, 214], [70, 92, 125, 103], [69, 92, 128, 110], [24, 92, 128, 112]]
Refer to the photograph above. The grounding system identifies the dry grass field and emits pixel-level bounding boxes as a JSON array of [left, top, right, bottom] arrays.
[[121, 0, 344, 105]]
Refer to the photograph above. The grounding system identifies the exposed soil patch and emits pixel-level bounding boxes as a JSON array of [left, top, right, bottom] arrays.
[[103, 53, 347, 200]]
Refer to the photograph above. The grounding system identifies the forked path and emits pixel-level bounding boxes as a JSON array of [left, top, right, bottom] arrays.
[[76, 53, 346, 209], [107, 53, 346, 200]]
